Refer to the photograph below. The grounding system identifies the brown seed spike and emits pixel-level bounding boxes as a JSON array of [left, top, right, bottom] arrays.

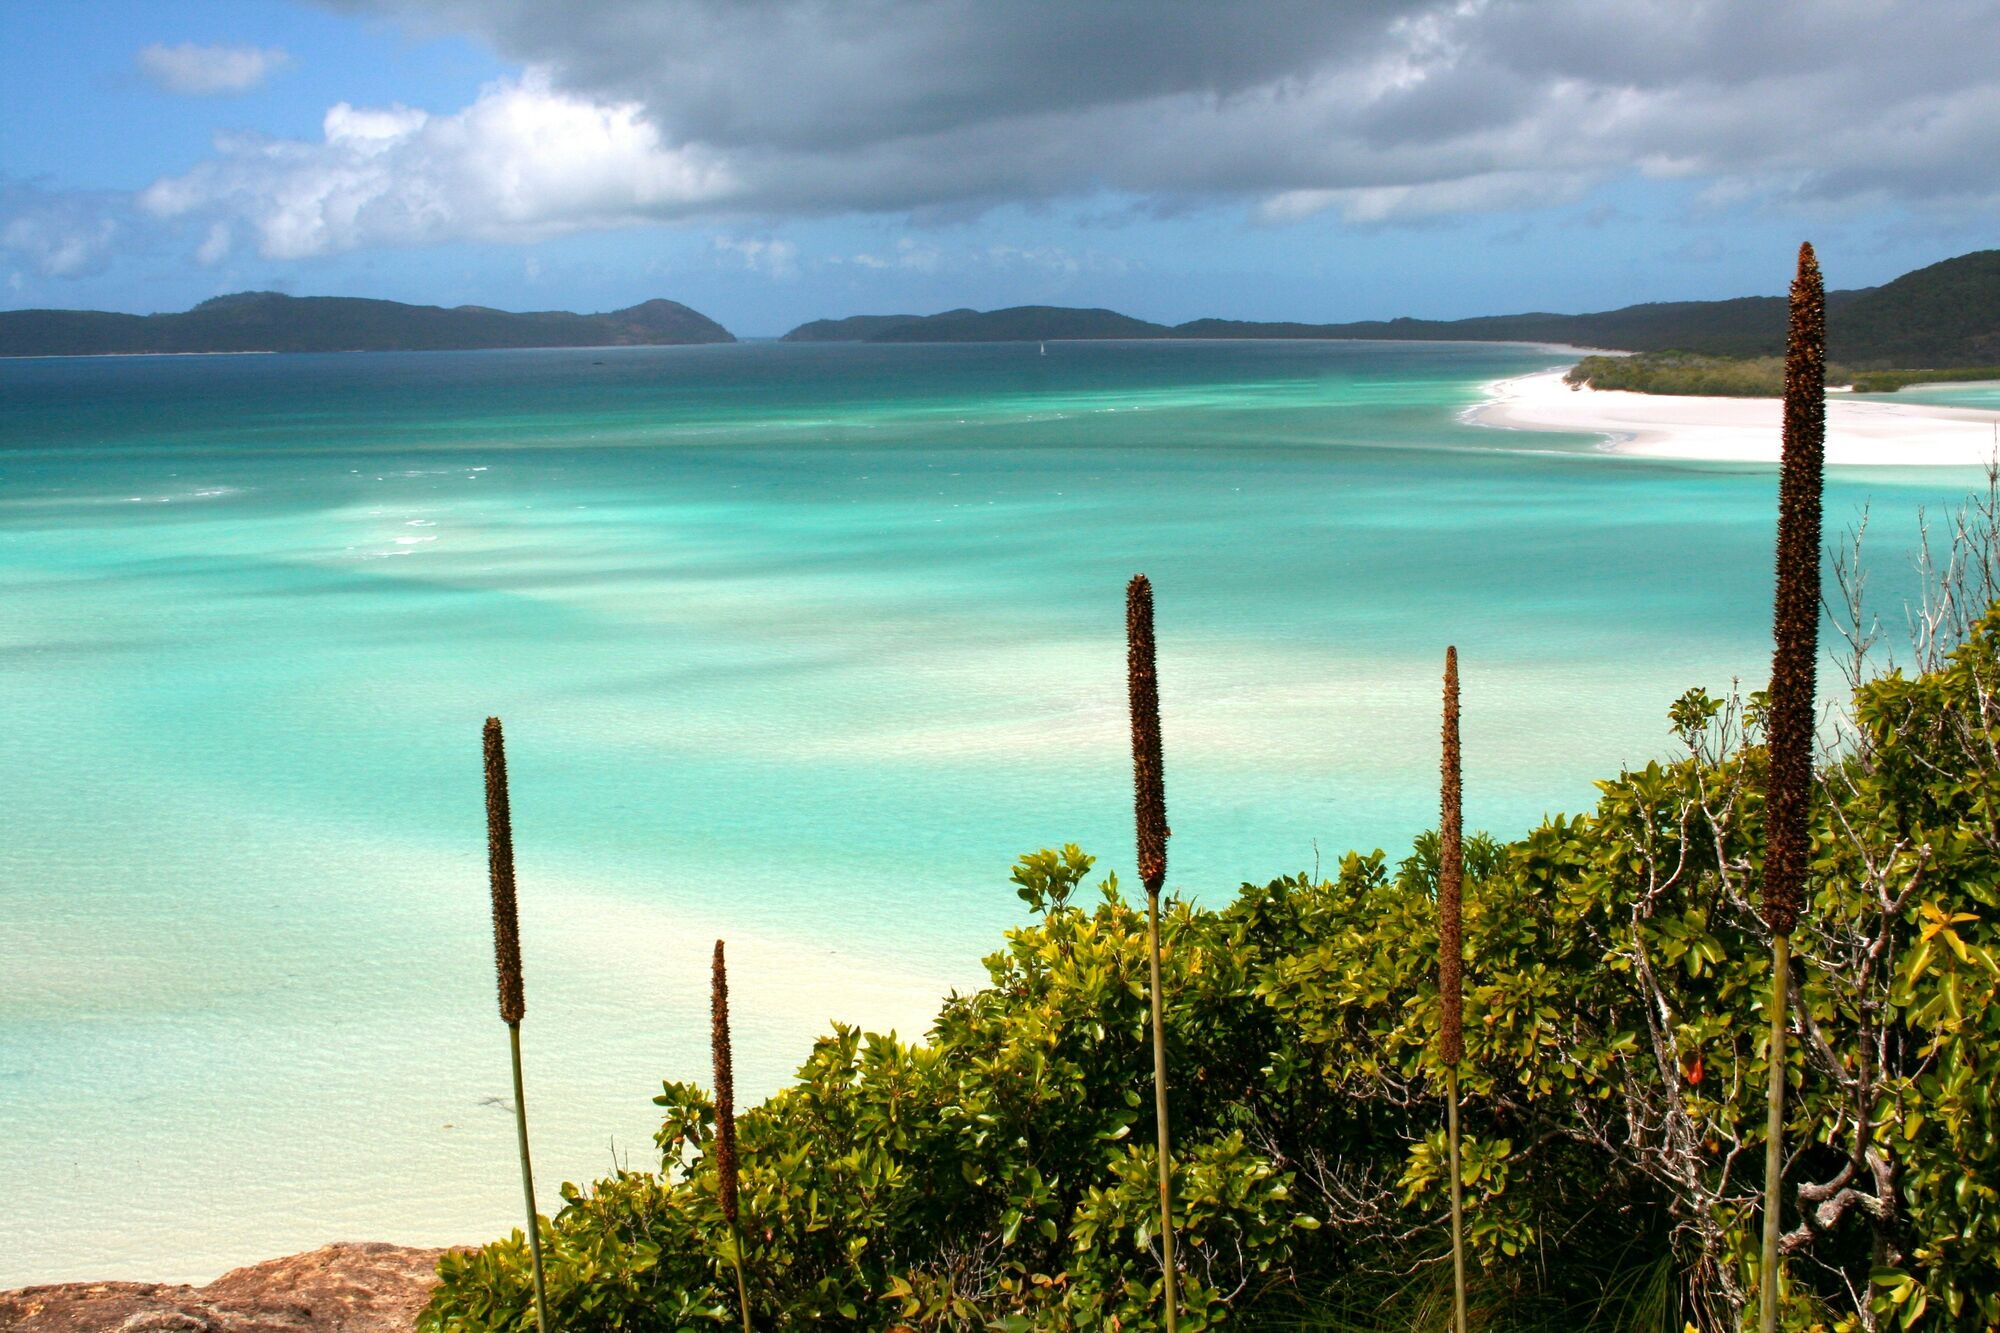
[[1127, 574, 1169, 895], [1762, 243, 1825, 938], [1439, 647, 1464, 1068], [711, 940, 741, 1228], [482, 717, 525, 1026]]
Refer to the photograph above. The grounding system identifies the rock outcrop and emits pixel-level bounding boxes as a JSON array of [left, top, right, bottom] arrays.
[[0, 1242, 449, 1332]]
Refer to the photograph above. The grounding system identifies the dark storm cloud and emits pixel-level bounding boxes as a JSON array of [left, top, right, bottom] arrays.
[[339, 0, 1422, 152], [328, 0, 1999, 213], [110, 0, 2000, 258]]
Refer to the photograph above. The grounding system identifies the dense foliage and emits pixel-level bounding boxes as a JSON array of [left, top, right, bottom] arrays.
[[1841, 367, 2000, 394], [1566, 353, 1797, 398], [423, 609, 2000, 1331], [1566, 352, 2000, 399]]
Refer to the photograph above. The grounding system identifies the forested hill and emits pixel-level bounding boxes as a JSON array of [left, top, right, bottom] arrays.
[[13, 249, 1992, 363], [780, 249, 2000, 366], [1278, 249, 1997, 365], [1830, 249, 2000, 366], [0, 292, 735, 357], [1169, 293, 1870, 356], [785, 305, 1169, 342]]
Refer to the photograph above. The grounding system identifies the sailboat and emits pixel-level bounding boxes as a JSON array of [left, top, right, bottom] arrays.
[[1039, 341, 1046, 356]]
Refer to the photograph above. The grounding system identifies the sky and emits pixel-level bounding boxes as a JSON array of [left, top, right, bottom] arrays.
[[2, 0, 1996, 337]]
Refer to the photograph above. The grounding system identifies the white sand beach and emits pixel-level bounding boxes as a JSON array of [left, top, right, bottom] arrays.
[[1471, 370, 2000, 466]]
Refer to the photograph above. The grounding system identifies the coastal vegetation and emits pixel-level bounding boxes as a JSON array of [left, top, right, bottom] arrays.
[[1565, 354, 2000, 398], [1564, 353, 1798, 398], [423, 536, 2000, 1328]]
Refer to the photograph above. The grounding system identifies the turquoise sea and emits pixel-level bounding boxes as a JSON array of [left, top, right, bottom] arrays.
[[0, 340, 1988, 1285], [1879, 379, 2000, 410]]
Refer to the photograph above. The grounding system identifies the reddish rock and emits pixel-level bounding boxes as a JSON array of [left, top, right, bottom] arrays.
[[0, 1242, 453, 1332]]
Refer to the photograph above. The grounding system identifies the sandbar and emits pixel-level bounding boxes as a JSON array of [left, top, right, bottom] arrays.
[[1470, 369, 2000, 466]]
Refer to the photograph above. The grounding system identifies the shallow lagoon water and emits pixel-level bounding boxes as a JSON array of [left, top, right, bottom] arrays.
[[0, 339, 1986, 1283]]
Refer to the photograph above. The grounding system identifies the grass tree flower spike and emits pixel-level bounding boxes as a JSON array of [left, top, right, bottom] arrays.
[[1125, 573, 1177, 1333], [1758, 241, 1825, 1333], [482, 717, 550, 1333], [1439, 647, 1468, 1333], [1439, 647, 1465, 1071], [1764, 241, 1825, 941], [712, 941, 752, 1333]]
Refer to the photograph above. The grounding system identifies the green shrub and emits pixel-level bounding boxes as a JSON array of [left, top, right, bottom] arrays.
[[423, 609, 2000, 1331]]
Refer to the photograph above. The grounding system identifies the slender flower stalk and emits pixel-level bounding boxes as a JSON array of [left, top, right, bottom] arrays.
[[1439, 648, 1468, 1333], [712, 941, 752, 1333], [482, 717, 550, 1333], [1126, 573, 1177, 1333], [1759, 242, 1825, 1333]]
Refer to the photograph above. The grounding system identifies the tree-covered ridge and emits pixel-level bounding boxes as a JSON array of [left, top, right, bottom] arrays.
[[422, 602, 2000, 1330], [775, 297, 1845, 353], [0, 292, 735, 357], [784, 306, 1171, 342], [782, 311, 978, 341], [1834, 249, 2000, 368], [776, 249, 1998, 369]]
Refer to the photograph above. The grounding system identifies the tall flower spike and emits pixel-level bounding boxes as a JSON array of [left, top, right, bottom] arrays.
[[1439, 647, 1464, 1068], [481, 717, 548, 1333], [711, 940, 740, 1229], [1127, 574, 1169, 893], [1758, 241, 1825, 1333], [713, 941, 753, 1333], [1126, 572, 1177, 1332], [1439, 647, 1470, 1333], [1762, 242, 1825, 938], [483, 717, 525, 1026]]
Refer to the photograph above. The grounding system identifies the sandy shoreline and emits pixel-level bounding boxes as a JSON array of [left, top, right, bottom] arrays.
[[1469, 369, 2000, 466]]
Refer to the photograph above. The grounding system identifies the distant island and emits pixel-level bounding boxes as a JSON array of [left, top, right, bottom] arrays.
[[783, 306, 1167, 343], [781, 249, 2000, 393], [0, 291, 734, 357], [7, 250, 1994, 384]]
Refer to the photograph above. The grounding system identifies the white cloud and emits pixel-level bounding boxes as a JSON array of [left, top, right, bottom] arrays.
[[1, 206, 119, 277], [139, 72, 736, 258], [138, 42, 290, 96], [847, 237, 941, 273], [195, 221, 233, 265], [826, 239, 1129, 279], [1258, 172, 1592, 226], [712, 236, 798, 278], [982, 244, 1132, 276]]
